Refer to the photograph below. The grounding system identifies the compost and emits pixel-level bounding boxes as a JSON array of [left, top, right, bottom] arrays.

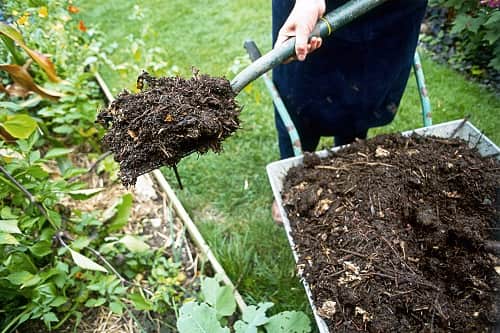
[[282, 134, 500, 332], [97, 71, 240, 186]]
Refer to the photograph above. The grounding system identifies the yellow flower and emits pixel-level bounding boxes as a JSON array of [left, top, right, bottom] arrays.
[[38, 6, 48, 18], [17, 14, 29, 26]]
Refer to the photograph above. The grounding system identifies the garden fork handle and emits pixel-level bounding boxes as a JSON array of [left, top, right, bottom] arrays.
[[230, 0, 389, 94]]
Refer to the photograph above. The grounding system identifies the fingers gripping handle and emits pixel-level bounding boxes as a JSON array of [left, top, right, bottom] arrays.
[[230, 0, 389, 94]]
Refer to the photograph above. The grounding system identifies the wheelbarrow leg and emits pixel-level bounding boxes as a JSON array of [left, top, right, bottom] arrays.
[[413, 50, 432, 127], [244, 40, 303, 157]]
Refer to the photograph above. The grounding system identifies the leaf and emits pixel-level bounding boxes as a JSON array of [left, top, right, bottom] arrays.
[[109, 301, 124, 315], [201, 277, 236, 318], [0, 219, 21, 234], [0, 114, 37, 139], [264, 311, 311, 333], [68, 188, 104, 200], [85, 297, 107, 307], [106, 193, 133, 232], [0, 232, 19, 245], [6, 271, 34, 285], [0, 22, 61, 82], [68, 248, 107, 273], [30, 240, 52, 257], [44, 147, 73, 159], [177, 302, 230, 333], [119, 235, 150, 253], [243, 302, 273, 325], [128, 292, 153, 311], [0, 64, 62, 100], [0, 101, 24, 111]]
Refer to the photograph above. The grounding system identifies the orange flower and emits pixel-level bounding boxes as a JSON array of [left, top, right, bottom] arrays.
[[78, 20, 87, 32], [68, 5, 80, 14]]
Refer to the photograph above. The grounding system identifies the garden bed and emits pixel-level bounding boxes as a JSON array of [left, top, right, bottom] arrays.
[[267, 120, 500, 332]]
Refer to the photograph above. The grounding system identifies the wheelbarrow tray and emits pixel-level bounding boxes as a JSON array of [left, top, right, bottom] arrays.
[[266, 119, 499, 333]]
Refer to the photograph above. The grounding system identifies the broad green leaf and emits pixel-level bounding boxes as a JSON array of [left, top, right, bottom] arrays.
[[68, 248, 107, 273], [30, 240, 52, 257], [85, 297, 106, 307], [109, 301, 124, 315], [44, 147, 73, 159], [177, 302, 230, 333], [0, 101, 24, 111], [119, 235, 150, 253], [128, 292, 153, 311], [234, 302, 274, 333], [6, 271, 34, 285], [1, 207, 18, 219], [107, 193, 133, 232], [201, 277, 236, 318], [0, 64, 62, 100], [68, 188, 104, 200], [0, 22, 25, 44], [42, 312, 58, 324], [242, 302, 273, 325], [0, 219, 21, 234], [264, 311, 311, 333], [50, 296, 68, 307], [6, 271, 41, 288], [0, 114, 37, 139], [0, 232, 19, 245]]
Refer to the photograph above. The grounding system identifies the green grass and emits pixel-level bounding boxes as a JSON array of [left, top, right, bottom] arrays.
[[81, 0, 500, 320]]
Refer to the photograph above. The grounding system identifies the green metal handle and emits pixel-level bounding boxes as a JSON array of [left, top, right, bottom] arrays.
[[230, 0, 389, 94]]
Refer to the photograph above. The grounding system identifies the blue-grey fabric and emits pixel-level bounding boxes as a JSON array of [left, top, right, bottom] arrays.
[[272, 0, 428, 158]]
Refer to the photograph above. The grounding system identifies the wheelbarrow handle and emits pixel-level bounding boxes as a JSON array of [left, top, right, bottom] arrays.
[[230, 0, 389, 94], [243, 40, 263, 62]]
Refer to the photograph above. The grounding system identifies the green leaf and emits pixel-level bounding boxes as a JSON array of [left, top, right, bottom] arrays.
[[68, 248, 108, 273], [106, 193, 133, 232], [119, 235, 150, 253], [0, 114, 37, 139], [68, 188, 104, 200], [1, 207, 18, 219], [50, 296, 68, 307], [52, 125, 73, 134], [44, 148, 74, 159], [0, 219, 21, 234], [30, 240, 52, 257], [0, 232, 19, 245], [128, 292, 153, 311], [42, 312, 58, 324], [177, 302, 230, 333], [264, 311, 311, 333], [201, 277, 236, 318], [109, 301, 124, 315], [85, 297, 106, 307], [234, 302, 274, 333], [6, 271, 34, 285], [0, 101, 24, 111]]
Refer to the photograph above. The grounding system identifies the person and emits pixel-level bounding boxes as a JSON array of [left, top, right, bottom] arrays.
[[271, 0, 428, 222]]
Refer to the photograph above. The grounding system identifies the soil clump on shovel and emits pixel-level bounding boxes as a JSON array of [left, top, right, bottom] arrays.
[[97, 71, 240, 186], [282, 134, 500, 332]]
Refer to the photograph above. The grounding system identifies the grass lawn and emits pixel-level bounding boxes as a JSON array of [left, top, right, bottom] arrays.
[[82, 0, 500, 318]]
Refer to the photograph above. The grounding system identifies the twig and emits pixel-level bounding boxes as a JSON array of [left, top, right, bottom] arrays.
[[339, 249, 367, 258], [450, 116, 469, 138], [0, 165, 48, 219]]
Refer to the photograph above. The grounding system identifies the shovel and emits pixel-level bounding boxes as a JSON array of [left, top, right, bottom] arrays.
[[230, 0, 389, 94]]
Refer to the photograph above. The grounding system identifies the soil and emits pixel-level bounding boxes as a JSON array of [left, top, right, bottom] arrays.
[[282, 134, 500, 332], [96, 71, 240, 186]]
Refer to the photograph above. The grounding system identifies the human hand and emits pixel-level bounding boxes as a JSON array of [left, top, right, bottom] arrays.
[[275, 0, 326, 61]]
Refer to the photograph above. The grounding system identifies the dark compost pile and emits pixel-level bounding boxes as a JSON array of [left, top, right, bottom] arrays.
[[97, 71, 240, 186], [282, 134, 500, 332]]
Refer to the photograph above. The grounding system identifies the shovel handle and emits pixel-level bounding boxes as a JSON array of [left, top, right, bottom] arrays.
[[230, 0, 389, 94]]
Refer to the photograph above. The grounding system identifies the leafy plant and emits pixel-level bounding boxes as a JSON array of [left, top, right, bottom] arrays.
[[429, 0, 500, 71], [177, 276, 311, 333]]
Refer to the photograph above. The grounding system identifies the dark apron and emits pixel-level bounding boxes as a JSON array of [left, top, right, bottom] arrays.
[[272, 0, 428, 158]]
